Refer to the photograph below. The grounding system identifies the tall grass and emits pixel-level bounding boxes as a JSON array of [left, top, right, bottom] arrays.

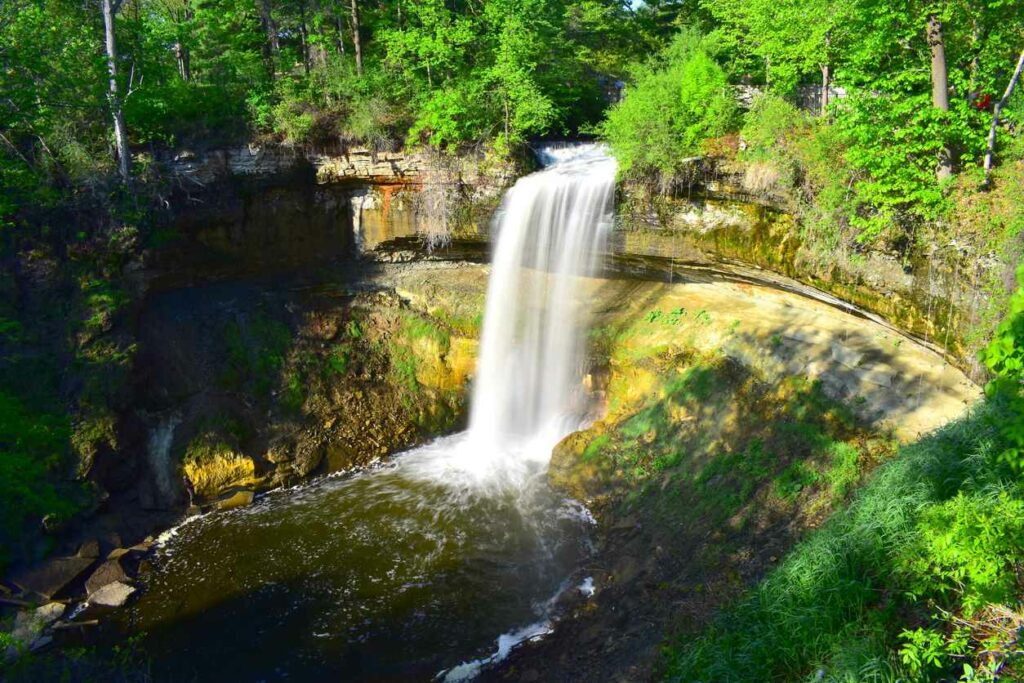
[[664, 405, 1006, 682]]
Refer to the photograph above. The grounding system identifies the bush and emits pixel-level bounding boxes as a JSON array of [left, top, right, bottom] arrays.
[[269, 59, 413, 148], [601, 29, 737, 184], [978, 265, 1024, 472], [0, 392, 78, 569]]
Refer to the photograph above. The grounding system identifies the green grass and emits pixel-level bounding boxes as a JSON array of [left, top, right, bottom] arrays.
[[663, 404, 1019, 682]]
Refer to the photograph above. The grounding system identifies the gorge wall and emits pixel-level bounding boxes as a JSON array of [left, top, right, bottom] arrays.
[[15, 141, 994, 571]]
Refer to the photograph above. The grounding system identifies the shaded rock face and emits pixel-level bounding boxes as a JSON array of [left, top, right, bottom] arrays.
[[9, 557, 95, 599], [147, 181, 358, 291], [101, 262, 485, 526], [85, 559, 128, 595]]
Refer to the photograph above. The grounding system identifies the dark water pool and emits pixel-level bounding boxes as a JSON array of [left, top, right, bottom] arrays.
[[114, 436, 593, 682]]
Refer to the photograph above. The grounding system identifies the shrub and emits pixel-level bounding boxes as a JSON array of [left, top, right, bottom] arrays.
[[0, 392, 77, 569], [978, 265, 1024, 472], [601, 29, 737, 184]]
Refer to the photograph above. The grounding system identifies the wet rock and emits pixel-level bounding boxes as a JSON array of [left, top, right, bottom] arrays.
[[29, 635, 53, 652], [291, 440, 325, 478], [216, 490, 255, 510], [89, 581, 135, 607], [9, 556, 95, 598], [85, 559, 128, 595], [8, 602, 64, 656], [265, 444, 293, 464], [106, 547, 130, 561]]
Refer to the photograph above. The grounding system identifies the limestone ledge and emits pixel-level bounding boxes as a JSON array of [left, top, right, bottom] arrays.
[[164, 143, 518, 197]]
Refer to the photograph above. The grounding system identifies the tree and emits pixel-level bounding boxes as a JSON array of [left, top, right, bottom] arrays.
[[102, 0, 131, 183], [601, 29, 737, 184], [350, 0, 362, 75], [983, 46, 1024, 186], [927, 13, 953, 179], [705, 0, 854, 110]]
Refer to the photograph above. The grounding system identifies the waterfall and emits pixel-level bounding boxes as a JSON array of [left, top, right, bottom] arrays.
[[469, 145, 616, 452], [404, 144, 616, 491]]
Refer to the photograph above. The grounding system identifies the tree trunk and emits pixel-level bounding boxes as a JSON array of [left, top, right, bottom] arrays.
[[335, 12, 346, 56], [983, 47, 1024, 187], [309, 0, 328, 68], [927, 14, 953, 180], [350, 0, 363, 76], [299, 1, 311, 75], [820, 31, 831, 114], [102, 0, 130, 183], [174, 42, 191, 81], [820, 64, 830, 113], [258, 0, 279, 53]]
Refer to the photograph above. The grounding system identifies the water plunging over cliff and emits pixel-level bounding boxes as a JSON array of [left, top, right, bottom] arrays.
[[470, 145, 615, 452], [403, 144, 616, 492]]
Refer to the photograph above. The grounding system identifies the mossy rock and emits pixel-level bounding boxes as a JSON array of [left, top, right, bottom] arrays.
[[548, 425, 620, 501], [183, 438, 258, 500]]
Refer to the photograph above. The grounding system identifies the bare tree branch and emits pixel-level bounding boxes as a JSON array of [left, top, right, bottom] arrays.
[[983, 46, 1024, 188]]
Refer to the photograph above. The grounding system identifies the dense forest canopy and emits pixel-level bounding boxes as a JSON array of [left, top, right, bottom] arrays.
[[1, 0, 1022, 246]]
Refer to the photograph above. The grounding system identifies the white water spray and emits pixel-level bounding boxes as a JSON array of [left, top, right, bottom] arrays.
[[403, 144, 616, 491]]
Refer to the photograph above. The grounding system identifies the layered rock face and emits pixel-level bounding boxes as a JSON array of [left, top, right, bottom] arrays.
[[613, 178, 1001, 377], [163, 143, 519, 198]]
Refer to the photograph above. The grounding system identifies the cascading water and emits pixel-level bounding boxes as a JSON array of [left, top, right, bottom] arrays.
[[112, 145, 617, 682], [404, 144, 617, 491], [469, 146, 615, 459]]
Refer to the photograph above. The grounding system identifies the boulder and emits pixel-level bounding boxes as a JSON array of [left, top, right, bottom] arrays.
[[76, 539, 100, 559], [290, 439, 324, 478], [85, 559, 128, 595], [265, 444, 293, 464], [8, 602, 64, 653], [9, 556, 95, 598], [89, 581, 135, 607]]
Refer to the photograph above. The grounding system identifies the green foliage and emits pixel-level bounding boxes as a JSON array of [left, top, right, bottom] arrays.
[[904, 490, 1024, 613], [0, 392, 78, 570], [601, 29, 738, 182], [978, 266, 1024, 471], [328, 344, 352, 376], [663, 394, 1024, 682]]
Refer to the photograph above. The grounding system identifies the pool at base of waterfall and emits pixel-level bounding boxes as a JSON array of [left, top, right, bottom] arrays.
[[111, 144, 615, 682], [112, 435, 595, 682]]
